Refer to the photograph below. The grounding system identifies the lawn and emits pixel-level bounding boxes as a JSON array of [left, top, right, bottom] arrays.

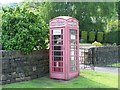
[[2, 70, 118, 88], [107, 63, 120, 68]]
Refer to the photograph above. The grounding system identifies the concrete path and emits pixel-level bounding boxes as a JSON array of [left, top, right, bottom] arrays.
[[94, 67, 118, 74], [80, 65, 118, 74], [79, 44, 119, 74]]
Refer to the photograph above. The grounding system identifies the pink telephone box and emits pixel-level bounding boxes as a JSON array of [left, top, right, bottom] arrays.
[[49, 16, 79, 80]]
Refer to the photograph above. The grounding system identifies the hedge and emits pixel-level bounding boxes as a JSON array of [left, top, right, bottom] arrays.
[[80, 30, 120, 45], [2, 5, 48, 54], [97, 32, 104, 42], [104, 31, 120, 45], [88, 31, 96, 42], [81, 31, 88, 42]]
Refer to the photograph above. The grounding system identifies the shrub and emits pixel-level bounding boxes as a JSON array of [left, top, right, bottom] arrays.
[[104, 31, 120, 45], [92, 41, 102, 46], [2, 5, 48, 54], [97, 32, 103, 42], [81, 31, 87, 42], [88, 31, 95, 42]]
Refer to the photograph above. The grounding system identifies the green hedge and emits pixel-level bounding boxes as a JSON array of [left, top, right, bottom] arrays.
[[81, 31, 87, 42], [88, 31, 96, 42], [80, 30, 120, 45], [2, 6, 48, 54], [104, 31, 120, 45], [97, 32, 104, 42]]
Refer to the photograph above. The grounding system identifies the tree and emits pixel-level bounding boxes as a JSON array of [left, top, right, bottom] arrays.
[[29, 2, 117, 32], [2, 5, 48, 54], [0, 10, 3, 49], [118, 1, 120, 31], [72, 2, 117, 32], [118, 1, 120, 20]]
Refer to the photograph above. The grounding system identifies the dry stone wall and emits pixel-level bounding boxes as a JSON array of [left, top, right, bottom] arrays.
[[0, 50, 49, 85]]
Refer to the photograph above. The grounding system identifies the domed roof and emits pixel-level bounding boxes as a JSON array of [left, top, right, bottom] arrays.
[[55, 16, 73, 20]]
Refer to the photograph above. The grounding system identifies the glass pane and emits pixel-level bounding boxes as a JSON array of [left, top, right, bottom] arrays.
[[70, 60, 76, 66], [71, 50, 77, 55], [53, 35, 61, 39], [71, 56, 75, 61], [59, 62, 63, 67], [54, 46, 61, 50], [70, 67, 76, 71], [71, 45, 77, 49], [71, 50, 75, 55], [54, 51, 62, 56], [54, 57, 61, 60], [70, 29, 77, 72], [54, 57, 63, 61], [70, 41, 77, 45], [51, 29, 63, 73], [70, 30, 76, 39], [52, 41, 63, 45], [52, 35, 63, 45]]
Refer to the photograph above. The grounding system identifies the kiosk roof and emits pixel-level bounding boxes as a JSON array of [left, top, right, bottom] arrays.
[[55, 16, 73, 20]]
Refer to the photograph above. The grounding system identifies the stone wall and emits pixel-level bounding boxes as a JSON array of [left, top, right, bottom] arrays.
[[79, 46, 119, 68], [0, 50, 49, 85], [92, 46, 119, 67]]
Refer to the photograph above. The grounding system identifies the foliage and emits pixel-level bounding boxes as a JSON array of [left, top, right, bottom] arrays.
[[2, 5, 48, 54], [2, 70, 118, 88], [0, 11, 3, 46], [107, 62, 120, 68], [88, 31, 96, 42], [22, 2, 119, 45], [97, 32, 104, 42], [81, 31, 87, 42], [26, 2, 118, 32], [23, 2, 52, 23], [107, 20, 118, 32], [104, 31, 120, 45], [72, 2, 117, 32], [119, 20, 120, 31], [92, 41, 102, 46], [25, 2, 118, 45], [118, 1, 120, 20]]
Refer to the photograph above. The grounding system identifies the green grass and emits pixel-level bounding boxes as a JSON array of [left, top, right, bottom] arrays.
[[80, 43, 92, 45], [107, 63, 120, 67], [2, 70, 118, 88]]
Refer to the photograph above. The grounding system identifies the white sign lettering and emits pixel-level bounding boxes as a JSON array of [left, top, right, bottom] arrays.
[[51, 21, 65, 26], [68, 21, 77, 26], [53, 30, 61, 35]]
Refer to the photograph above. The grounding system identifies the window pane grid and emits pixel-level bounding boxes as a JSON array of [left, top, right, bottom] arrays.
[[70, 29, 77, 72], [51, 29, 63, 73]]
